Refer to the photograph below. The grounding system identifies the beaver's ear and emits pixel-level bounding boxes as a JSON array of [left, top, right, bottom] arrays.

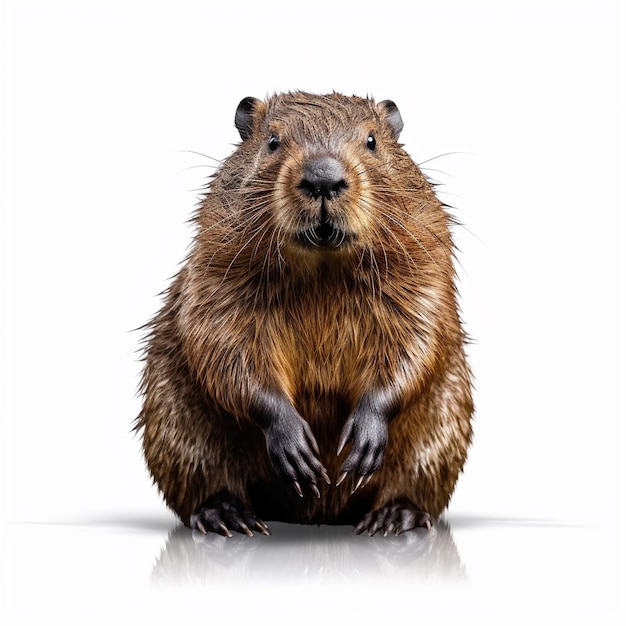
[[377, 100, 404, 140], [235, 97, 260, 140]]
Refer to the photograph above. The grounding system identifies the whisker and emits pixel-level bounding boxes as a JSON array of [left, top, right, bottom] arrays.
[[178, 150, 226, 165], [382, 210, 437, 267], [419, 167, 455, 178], [417, 151, 470, 167], [357, 199, 417, 278], [367, 189, 450, 254], [177, 164, 218, 175]]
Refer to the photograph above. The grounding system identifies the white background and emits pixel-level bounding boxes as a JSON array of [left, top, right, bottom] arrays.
[[1, 0, 624, 623]]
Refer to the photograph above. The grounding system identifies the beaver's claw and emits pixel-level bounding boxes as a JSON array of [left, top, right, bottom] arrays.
[[265, 412, 330, 497], [190, 490, 271, 537], [337, 410, 388, 491], [354, 500, 432, 536]]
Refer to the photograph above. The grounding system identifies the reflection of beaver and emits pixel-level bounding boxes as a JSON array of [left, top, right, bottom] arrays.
[[151, 520, 466, 584], [137, 92, 473, 537]]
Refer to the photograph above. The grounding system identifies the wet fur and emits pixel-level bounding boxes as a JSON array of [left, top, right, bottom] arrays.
[[137, 92, 473, 532]]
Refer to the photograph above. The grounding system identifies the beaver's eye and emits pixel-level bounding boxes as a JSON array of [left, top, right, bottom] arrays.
[[268, 133, 280, 152], [366, 134, 376, 151]]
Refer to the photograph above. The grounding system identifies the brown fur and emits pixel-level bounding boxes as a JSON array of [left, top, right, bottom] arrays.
[[137, 92, 473, 530]]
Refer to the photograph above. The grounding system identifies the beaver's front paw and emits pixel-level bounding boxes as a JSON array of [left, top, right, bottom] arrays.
[[190, 490, 270, 537], [337, 409, 388, 491], [354, 499, 432, 536], [264, 413, 330, 498]]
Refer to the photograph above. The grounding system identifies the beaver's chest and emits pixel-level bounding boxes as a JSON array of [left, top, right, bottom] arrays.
[[261, 284, 420, 407]]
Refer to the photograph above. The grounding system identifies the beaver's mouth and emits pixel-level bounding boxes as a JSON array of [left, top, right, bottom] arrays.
[[294, 220, 354, 249]]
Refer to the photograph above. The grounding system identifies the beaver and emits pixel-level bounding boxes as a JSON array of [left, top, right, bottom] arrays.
[[137, 91, 473, 537]]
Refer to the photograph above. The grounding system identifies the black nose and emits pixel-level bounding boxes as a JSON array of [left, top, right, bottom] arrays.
[[299, 157, 348, 200]]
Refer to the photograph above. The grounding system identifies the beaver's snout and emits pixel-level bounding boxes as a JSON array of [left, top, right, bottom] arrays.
[[299, 156, 348, 201]]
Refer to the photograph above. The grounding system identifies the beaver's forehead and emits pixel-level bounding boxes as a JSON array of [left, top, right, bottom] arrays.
[[266, 92, 377, 132]]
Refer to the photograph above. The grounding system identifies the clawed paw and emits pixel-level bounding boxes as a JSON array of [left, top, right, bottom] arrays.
[[336, 411, 387, 492], [265, 413, 330, 498], [190, 491, 270, 537], [354, 500, 432, 536]]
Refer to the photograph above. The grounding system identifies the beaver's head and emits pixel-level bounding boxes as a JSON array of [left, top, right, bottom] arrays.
[[233, 92, 413, 259]]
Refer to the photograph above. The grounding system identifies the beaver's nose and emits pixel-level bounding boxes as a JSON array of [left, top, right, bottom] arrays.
[[299, 157, 348, 201]]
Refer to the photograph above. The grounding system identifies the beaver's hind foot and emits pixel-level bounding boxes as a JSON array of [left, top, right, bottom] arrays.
[[190, 490, 271, 537], [354, 499, 432, 536]]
